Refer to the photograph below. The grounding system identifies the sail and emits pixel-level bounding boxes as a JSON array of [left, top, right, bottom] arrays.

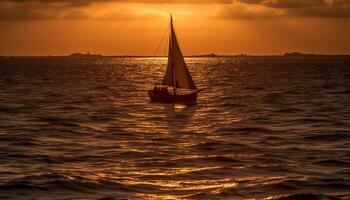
[[162, 16, 197, 90]]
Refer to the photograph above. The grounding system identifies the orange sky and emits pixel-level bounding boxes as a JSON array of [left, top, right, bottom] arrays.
[[1, 0, 350, 56]]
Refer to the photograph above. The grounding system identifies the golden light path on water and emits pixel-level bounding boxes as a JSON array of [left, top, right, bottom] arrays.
[[70, 58, 294, 199]]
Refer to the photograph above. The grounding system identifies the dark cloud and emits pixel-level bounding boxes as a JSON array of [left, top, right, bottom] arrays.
[[217, 0, 350, 19], [288, 5, 350, 18], [0, 7, 57, 20], [264, 0, 326, 8], [332, 0, 350, 6], [0, 3, 163, 21], [62, 10, 91, 20], [236, 0, 261, 4], [237, 0, 327, 8], [2, 0, 350, 21], [216, 4, 281, 19], [60, 9, 159, 20], [3, 0, 233, 6], [0, 0, 232, 21], [98, 9, 162, 20]]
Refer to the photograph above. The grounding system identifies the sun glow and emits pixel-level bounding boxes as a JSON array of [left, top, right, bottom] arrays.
[[1, 1, 350, 55]]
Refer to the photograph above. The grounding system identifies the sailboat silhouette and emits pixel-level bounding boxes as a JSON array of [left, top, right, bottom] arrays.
[[148, 15, 203, 103]]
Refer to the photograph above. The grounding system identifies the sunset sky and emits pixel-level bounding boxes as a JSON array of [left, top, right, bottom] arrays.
[[1, 0, 350, 56]]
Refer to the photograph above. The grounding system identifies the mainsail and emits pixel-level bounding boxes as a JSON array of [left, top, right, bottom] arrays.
[[162, 16, 197, 90]]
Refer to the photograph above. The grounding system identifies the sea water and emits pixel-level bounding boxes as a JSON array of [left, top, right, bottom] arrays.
[[0, 56, 349, 199]]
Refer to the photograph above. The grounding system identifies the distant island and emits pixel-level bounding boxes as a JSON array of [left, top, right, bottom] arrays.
[[190, 52, 349, 57], [69, 52, 102, 58], [193, 53, 249, 57], [282, 52, 318, 57], [194, 53, 219, 57]]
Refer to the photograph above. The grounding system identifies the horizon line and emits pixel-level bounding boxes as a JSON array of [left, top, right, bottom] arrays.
[[2, 53, 350, 57]]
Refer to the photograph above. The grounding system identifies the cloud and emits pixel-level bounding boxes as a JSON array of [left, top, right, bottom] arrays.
[[0, 7, 57, 20], [264, 0, 326, 8], [62, 10, 92, 20], [0, 0, 233, 21], [237, 0, 327, 8], [216, 0, 350, 19], [288, 5, 350, 18], [2, 0, 350, 21], [61, 9, 160, 21], [2, 0, 233, 6], [332, 0, 350, 6], [0, 3, 165, 21], [0, 0, 168, 21], [215, 4, 281, 19], [97, 9, 163, 20]]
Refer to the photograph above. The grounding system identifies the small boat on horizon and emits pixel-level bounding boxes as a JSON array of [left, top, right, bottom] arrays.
[[148, 15, 203, 103]]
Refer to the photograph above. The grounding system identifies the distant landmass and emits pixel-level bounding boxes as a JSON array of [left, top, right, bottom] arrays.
[[282, 52, 319, 57], [194, 53, 219, 57], [188, 52, 349, 58], [69, 52, 102, 58]]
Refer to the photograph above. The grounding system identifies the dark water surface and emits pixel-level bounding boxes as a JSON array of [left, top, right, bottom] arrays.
[[0, 56, 350, 200]]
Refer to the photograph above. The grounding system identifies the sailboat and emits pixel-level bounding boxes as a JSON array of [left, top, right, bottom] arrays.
[[148, 15, 202, 103]]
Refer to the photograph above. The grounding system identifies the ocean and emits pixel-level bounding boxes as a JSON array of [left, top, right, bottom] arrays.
[[0, 56, 349, 200]]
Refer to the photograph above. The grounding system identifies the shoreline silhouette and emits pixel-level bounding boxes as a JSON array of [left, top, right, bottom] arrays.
[[1, 52, 350, 58]]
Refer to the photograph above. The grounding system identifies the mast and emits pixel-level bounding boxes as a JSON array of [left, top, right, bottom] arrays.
[[170, 15, 177, 94]]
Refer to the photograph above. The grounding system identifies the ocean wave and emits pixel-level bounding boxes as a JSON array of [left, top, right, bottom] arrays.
[[275, 108, 304, 113], [316, 159, 350, 166], [303, 132, 350, 141], [268, 193, 342, 200], [218, 102, 244, 107], [191, 141, 254, 153], [327, 89, 350, 94], [0, 173, 133, 193], [217, 126, 274, 134]]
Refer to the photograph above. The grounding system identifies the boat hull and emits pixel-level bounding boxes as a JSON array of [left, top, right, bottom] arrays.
[[148, 90, 198, 103]]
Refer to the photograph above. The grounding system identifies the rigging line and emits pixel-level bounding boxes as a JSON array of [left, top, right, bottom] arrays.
[[162, 32, 169, 57], [154, 24, 169, 57], [161, 20, 171, 57]]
